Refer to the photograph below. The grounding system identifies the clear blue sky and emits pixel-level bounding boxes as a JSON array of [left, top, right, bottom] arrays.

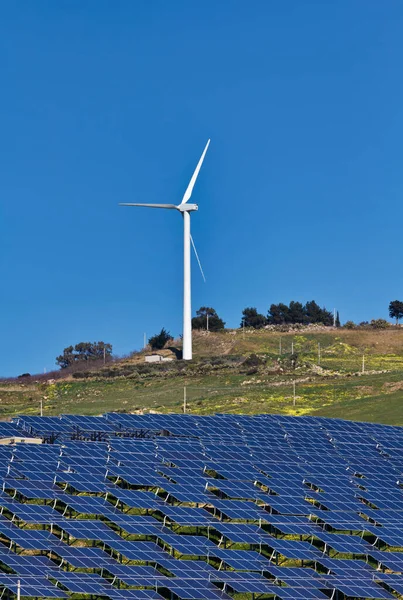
[[1, 1, 403, 376]]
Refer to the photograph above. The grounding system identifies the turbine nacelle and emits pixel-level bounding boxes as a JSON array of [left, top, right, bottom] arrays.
[[177, 203, 198, 213]]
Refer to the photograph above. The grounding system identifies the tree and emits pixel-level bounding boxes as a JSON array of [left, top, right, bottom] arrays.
[[56, 342, 112, 369], [267, 302, 299, 324], [304, 300, 323, 324], [389, 300, 403, 324], [304, 300, 333, 325], [277, 303, 292, 323], [56, 345, 75, 369], [192, 307, 225, 331], [241, 307, 266, 329], [267, 304, 284, 325], [288, 301, 305, 324], [148, 328, 173, 350], [335, 311, 341, 328]]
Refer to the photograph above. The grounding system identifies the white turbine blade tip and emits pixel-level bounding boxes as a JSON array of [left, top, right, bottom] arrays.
[[190, 235, 206, 283], [181, 139, 210, 205], [119, 203, 177, 209]]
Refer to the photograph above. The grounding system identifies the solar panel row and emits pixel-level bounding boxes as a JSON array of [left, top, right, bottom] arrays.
[[0, 413, 400, 598]]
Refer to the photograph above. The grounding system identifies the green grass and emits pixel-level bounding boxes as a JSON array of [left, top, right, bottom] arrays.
[[2, 367, 403, 426], [2, 328, 403, 425]]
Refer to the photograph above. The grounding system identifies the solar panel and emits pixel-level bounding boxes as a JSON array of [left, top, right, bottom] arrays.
[[106, 592, 165, 600], [324, 576, 395, 599], [49, 572, 112, 595], [0, 575, 68, 598], [0, 412, 401, 600], [313, 531, 371, 554], [210, 570, 281, 593]]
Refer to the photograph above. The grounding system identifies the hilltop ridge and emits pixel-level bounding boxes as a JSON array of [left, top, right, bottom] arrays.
[[1, 326, 403, 425]]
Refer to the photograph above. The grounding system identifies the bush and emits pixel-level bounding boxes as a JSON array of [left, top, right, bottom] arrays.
[[242, 354, 263, 369], [370, 319, 391, 329], [148, 328, 173, 350], [343, 321, 356, 329], [72, 371, 92, 379]]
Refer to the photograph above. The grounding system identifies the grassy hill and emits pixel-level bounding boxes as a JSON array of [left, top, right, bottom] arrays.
[[1, 327, 403, 425]]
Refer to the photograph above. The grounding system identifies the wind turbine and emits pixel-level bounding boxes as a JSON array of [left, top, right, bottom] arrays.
[[120, 139, 210, 360]]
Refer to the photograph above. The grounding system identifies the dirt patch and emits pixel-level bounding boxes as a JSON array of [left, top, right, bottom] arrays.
[[354, 386, 375, 396], [383, 381, 403, 392]]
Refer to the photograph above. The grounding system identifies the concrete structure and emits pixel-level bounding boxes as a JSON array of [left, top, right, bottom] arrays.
[[0, 436, 43, 445], [145, 354, 174, 363], [145, 354, 163, 363]]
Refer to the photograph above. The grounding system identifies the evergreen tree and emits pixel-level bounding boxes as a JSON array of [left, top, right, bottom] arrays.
[[335, 311, 341, 327], [304, 300, 333, 325], [288, 301, 305, 324], [241, 307, 266, 329], [304, 300, 323, 324], [192, 307, 225, 331], [267, 304, 283, 324], [277, 303, 292, 323]]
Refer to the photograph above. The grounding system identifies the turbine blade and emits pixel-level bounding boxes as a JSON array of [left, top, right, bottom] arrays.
[[190, 234, 206, 282], [119, 203, 177, 209], [181, 139, 210, 204]]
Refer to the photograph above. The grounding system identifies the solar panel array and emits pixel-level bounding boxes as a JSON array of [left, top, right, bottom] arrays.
[[0, 413, 401, 598]]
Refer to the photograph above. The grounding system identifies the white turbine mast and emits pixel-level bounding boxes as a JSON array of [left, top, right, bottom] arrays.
[[120, 139, 210, 360]]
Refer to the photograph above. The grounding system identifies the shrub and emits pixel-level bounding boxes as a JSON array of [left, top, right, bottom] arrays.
[[343, 321, 356, 329], [242, 354, 263, 368], [72, 371, 92, 379], [148, 328, 173, 350], [370, 319, 390, 329]]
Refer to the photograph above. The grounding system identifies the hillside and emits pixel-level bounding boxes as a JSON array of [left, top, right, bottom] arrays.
[[1, 327, 403, 425]]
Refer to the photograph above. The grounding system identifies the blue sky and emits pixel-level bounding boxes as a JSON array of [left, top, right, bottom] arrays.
[[1, 1, 403, 376]]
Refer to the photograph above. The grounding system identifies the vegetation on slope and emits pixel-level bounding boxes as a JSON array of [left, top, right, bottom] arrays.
[[1, 327, 403, 425]]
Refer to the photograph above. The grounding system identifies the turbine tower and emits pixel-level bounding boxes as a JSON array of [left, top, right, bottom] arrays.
[[120, 140, 210, 361]]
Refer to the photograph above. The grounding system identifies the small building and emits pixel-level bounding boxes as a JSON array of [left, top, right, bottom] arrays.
[[0, 436, 43, 445], [145, 354, 174, 363], [145, 354, 163, 363]]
